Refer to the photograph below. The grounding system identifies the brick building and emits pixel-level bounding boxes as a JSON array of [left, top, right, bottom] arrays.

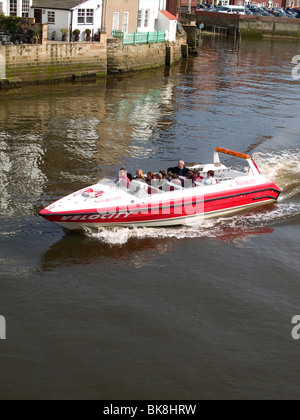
[[166, 0, 197, 20]]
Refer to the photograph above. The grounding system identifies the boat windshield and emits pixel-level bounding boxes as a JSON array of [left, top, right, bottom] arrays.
[[98, 178, 163, 198]]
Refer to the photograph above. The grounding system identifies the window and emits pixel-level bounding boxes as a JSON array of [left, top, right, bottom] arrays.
[[10, 0, 17, 16], [78, 9, 85, 24], [86, 9, 94, 24], [122, 12, 129, 34], [78, 8, 94, 25], [112, 12, 119, 31], [48, 11, 55, 24], [22, 0, 30, 17], [144, 9, 150, 28], [137, 10, 142, 28]]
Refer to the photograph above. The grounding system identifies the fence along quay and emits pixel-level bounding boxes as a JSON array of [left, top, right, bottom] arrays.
[[112, 30, 166, 45]]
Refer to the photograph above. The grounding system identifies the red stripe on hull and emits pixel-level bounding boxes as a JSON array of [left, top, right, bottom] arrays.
[[39, 183, 281, 226]]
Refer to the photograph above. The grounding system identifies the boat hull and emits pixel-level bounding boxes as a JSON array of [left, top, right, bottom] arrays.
[[39, 183, 281, 230]]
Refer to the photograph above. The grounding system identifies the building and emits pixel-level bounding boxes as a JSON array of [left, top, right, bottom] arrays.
[[106, 0, 139, 36], [0, 0, 32, 17], [166, 0, 197, 20], [137, 0, 166, 32], [166, 0, 181, 19], [180, 0, 197, 13], [30, 0, 103, 41], [157, 10, 177, 41]]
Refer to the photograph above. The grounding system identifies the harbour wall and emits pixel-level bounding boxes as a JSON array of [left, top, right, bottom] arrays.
[[0, 33, 187, 87], [196, 12, 300, 38], [107, 33, 187, 73], [0, 38, 107, 86]]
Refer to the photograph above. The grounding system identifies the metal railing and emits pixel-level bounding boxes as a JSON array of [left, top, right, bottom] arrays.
[[112, 30, 166, 45]]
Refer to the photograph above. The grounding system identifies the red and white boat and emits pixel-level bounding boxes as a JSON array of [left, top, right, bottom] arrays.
[[39, 148, 281, 230]]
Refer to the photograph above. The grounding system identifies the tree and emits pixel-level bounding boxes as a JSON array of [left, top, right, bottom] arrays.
[[0, 14, 22, 34]]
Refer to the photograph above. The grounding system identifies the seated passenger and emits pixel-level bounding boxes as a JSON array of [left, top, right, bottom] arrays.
[[146, 172, 154, 185], [171, 173, 183, 187], [148, 174, 162, 194], [168, 160, 189, 177], [185, 171, 196, 188], [135, 169, 146, 183], [159, 170, 166, 179], [194, 169, 204, 181], [203, 170, 217, 185], [152, 173, 163, 189], [117, 168, 131, 187], [167, 171, 173, 182]]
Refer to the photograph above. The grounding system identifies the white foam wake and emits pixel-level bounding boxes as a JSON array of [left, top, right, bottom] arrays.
[[253, 149, 300, 201], [84, 202, 300, 245]]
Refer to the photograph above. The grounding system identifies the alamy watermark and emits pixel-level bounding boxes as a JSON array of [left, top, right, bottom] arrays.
[[292, 316, 300, 340], [0, 316, 6, 340], [291, 55, 300, 81]]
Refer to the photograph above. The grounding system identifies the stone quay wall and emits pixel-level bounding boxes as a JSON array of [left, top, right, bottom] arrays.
[[0, 33, 187, 87], [0, 39, 107, 85], [239, 16, 300, 38], [196, 11, 300, 38], [107, 33, 187, 74]]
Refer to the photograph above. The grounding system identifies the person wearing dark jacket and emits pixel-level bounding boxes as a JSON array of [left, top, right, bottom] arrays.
[[168, 160, 189, 177]]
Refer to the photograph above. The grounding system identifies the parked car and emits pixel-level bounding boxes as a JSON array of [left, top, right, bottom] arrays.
[[257, 8, 273, 16], [196, 5, 208, 11], [217, 6, 246, 15], [285, 10, 296, 18]]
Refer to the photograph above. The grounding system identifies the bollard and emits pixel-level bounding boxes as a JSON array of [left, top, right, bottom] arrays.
[[181, 44, 188, 59], [165, 46, 174, 67]]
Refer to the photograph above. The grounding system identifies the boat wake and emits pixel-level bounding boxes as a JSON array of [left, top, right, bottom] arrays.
[[85, 202, 300, 245], [85, 149, 300, 246], [253, 149, 300, 201]]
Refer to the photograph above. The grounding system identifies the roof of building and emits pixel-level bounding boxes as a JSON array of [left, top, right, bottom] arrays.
[[31, 0, 88, 10], [160, 10, 177, 21]]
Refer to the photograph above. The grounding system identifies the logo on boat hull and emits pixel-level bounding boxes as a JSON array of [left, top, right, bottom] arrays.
[[60, 212, 134, 222]]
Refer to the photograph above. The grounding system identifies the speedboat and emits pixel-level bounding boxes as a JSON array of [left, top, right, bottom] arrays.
[[39, 148, 281, 230]]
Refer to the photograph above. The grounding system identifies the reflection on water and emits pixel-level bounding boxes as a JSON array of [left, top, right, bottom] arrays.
[[41, 233, 175, 271], [41, 223, 275, 271]]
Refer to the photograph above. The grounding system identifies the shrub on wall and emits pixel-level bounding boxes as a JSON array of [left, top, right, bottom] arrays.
[[0, 14, 22, 34]]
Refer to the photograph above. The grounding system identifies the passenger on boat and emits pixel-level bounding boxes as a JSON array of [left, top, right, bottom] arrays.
[[146, 172, 154, 185], [117, 168, 131, 187], [168, 161, 189, 177], [148, 174, 163, 194], [193, 169, 204, 181], [203, 170, 217, 185], [135, 169, 147, 183], [171, 173, 183, 187], [153, 173, 164, 188], [186, 171, 196, 188], [167, 171, 173, 182], [159, 170, 166, 179]]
